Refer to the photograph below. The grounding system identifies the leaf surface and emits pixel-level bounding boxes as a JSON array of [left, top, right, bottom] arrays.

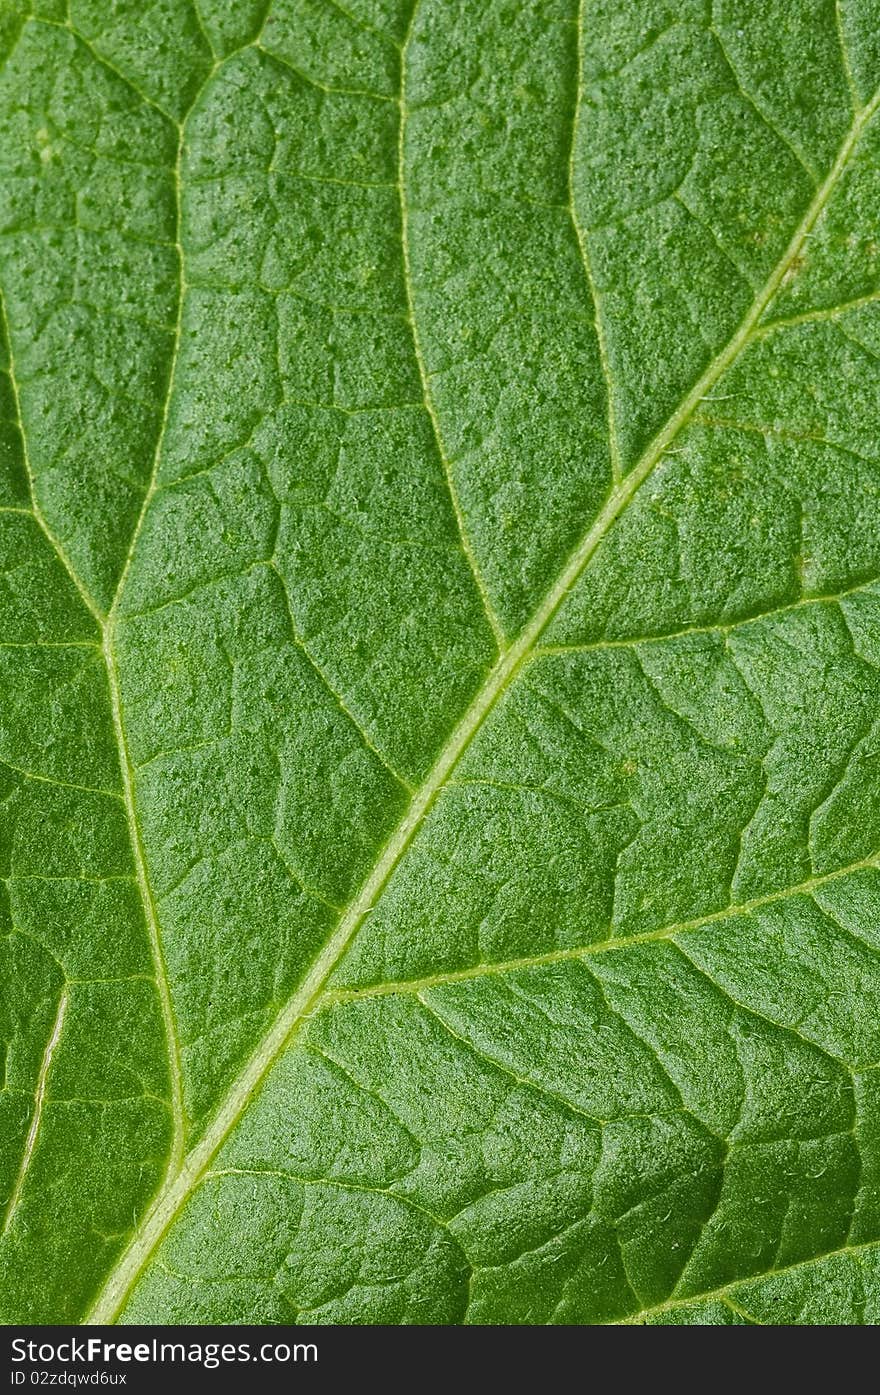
[[3, 0, 880, 1325]]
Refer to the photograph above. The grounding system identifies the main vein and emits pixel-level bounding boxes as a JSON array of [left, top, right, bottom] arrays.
[[83, 54, 880, 1322]]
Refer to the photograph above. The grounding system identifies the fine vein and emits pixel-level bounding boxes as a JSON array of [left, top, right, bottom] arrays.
[[568, 0, 621, 481], [84, 59, 880, 1323], [0, 291, 104, 627], [321, 842, 880, 1006], [105, 112, 192, 1177], [2, 991, 68, 1237], [621, 1231, 880, 1324], [99, 60, 229, 1176], [103, 632, 187, 1171], [0, 83, 192, 1183], [835, 0, 861, 114], [396, 9, 506, 649]]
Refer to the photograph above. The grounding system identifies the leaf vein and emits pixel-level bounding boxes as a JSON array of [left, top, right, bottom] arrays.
[[85, 56, 880, 1328], [568, 0, 620, 481], [397, 10, 505, 649], [1, 990, 68, 1238], [322, 845, 880, 1007]]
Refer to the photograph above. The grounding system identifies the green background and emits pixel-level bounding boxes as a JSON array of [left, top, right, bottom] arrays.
[[2, 0, 880, 1324]]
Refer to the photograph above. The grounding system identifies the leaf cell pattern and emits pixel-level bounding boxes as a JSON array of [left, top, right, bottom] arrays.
[[2, 0, 880, 1324]]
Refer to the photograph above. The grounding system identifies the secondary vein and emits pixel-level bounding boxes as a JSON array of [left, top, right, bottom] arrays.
[[0, 68, 194, 1199], [103, 633, 187, 1171], [321, 842, 880, 1006], [95, 110, 195, 1181], [0, 292, 105, 627], [86, 54, 880, 1325], [396, 8, 506, 649], [620, 1231, 880, 1324], [2, 990, 68, 1237], [568, 0, 621, 482]]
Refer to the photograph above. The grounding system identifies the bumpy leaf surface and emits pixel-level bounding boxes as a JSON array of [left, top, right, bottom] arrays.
[[3, 0, 880, 1326]]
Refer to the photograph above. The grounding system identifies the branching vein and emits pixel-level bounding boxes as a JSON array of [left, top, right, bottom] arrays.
[[84, 40, 880, 1324], [569, 0, 621, 482], [2, 991, 68, 1237], [396, 10, 506, 649]]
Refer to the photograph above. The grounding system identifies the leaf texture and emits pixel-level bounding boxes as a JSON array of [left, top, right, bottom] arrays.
[[3, 0, 880, 1326]]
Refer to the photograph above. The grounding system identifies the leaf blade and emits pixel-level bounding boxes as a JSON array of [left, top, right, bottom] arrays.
[[4, 0, 880, 1326]]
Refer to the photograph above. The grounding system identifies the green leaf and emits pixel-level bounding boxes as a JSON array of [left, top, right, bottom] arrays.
[[3, 0, 880, 1327]]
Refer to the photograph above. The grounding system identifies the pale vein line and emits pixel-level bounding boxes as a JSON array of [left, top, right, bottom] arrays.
[[290, 636, 414, 792], [321, 844, 880, 1006], [417, 992, 605, 1126], [693, 414, 880, 463], [620, 1232, 880, 1324], [756, 288, 880, 335], [104, 631, 187, 1172], [396, 12, 506, 650], [256, 44, 395, 104], [710, 8, 820, 184], [2, 56, 195, 1192], [568, 0, 621, 482], [268, 560, 414, 791], [536, 570, 880, 655], [107, 126, 187, 617], [0, 641, 100, 650], [322, 0, 401, 52], [2, 991, 68, 1237], [835, 0, 861, 115], [205, 1168, 453, 1237], [0, 757, 122, 799], [0, 293, 104, 627], [91, 103, 196, 1182], [720, 1294, 762, 1325], [85, 73, 880, 1326], [37, 17, 177, 123], [189, 0, 217, 62]]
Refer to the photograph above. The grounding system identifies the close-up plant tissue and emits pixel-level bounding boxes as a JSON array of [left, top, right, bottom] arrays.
[[0, 0, 877, 1345]]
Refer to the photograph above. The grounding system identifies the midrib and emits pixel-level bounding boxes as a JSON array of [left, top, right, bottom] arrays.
[[84, 58, 880, 1320]]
